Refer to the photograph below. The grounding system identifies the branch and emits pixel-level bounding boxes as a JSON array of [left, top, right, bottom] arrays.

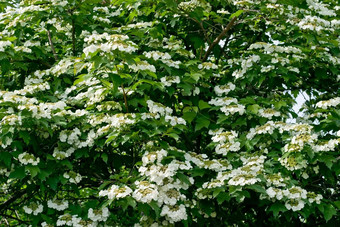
[[47, 29, 58, 61], [201, 16, 238, 62], [0, 190, 26, 212], [121, 85, 129, 113], [0, 213, 28, 225], [72, 19, 76, 56]]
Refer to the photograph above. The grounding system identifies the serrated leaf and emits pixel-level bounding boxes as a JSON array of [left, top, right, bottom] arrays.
[[198, 100, 211, 110], [268, 203, 287, 217], [182, 111, 197, 123], [9, 166, 26, 179], [230, 10, 243, 19], [195, 115, 210, 131], [149, 201, 161, 218], [323, 204, 336, 222]]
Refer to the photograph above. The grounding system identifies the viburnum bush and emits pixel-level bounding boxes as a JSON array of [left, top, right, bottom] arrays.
[[0, 0, 339, 226]]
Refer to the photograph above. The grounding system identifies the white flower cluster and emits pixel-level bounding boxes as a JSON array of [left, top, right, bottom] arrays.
[[210, 129, 240, 155], [13, 82, 50, 96], [0, 40, 11, 52], [214, 83, 236, 96], [197, 155, 265, 199], [198, 62, 218, 70], [165, 115, 186, 126], [83, 33, 137, 56], [178, 0, 209, 12], [294, 15, 335, 32], [248, 42, 302, 54], [306, 0, 336, 16], [221, 104, 245, 116], [230, 55, 260, 79], [18, 152, 40, 166], [129, 61, 156, 73], [258, 108, 280, 119], [88, 207, 109, 222], [99, 185, 133, 200], [146, 100, 173, 116], [144, 51, 171, 61], [184, 152, 232, 172], [52, 147, 75, 160], [266, 186, 322, 211], [160, 204, 187, 224], [23, 203, 43, 215], [316, 97, 340, 109], [312, 139, 340, 152], [160, 76, 180, 87], [56, 214, 84, 226], [47, 200, 69, 211], [63, 171, 82, 184]]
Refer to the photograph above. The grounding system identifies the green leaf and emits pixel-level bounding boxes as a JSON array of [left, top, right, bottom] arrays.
[[217, 192, 230, 205], [246, 184, 266, 194], [177, 172, 191, 185], [247, 104, 260, 114], [198, 100, 211, 110], [323, 204, 336, 222], [9, 166, 26, 179], [334, 201, 340, 209], [182, 111, 197, 123], [149, 201, 161, 218], [230, 10, 243, 19], [102, 153, 108, 163], [25, 166, 40, 178], [268, 203, 287, 217], [195, 115, 210, 131]]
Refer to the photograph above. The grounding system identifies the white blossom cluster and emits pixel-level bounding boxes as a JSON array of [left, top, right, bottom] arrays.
[[99, 185, 133, 200], [144, 51, 171, 61], [197, 155, 265, 199], [214, 83, 236, 96], [0, 40, 11, 51], [198, 62, 218, 70], [266, 186, 323, 211], [83, 32, 138, 56], [230, 55, 260, 79], [18, 152, 40, 166], [178, 0, 210, 12], [52, 147, 75, 160], [210, 129, 240, 155], [88, 207, 110, 222], [47, 200, 69, 211], [160, 76, 180, 87], [63, 171, 82, 184], [315, 97, 340, 109], [129, 61, 156, 73], [23, 203, 43, 215], [184, 152, 232, 172], [258, 108, 281, 119]]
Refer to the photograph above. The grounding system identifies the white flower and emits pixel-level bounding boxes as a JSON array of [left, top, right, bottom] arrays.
[[160, 204, 187, 223], [18, 152, 40, 166], [88, 207, 110, 222], [99, 185, 133, 200], [165, 116, 186, 126], [47, 200, 69, 211], [214, 83, 236, 96]]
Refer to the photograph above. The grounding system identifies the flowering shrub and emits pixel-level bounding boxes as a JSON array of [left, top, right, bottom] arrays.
[[0, 0, 339, 226]]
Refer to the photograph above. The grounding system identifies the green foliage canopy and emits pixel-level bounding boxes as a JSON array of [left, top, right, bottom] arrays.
[[0, 0, 339, 226]]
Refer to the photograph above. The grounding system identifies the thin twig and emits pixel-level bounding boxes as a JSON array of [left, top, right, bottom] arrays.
[[72, 19, 76, 56], [202, 16, 238, 62], [114, 65, 129, 113], [121, 85, 129, 113], [47, 29, 58, 61], [0, 213, 28, 225]]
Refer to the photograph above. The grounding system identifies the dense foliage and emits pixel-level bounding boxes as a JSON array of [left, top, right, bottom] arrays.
[[0, 0, 339, 226]]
